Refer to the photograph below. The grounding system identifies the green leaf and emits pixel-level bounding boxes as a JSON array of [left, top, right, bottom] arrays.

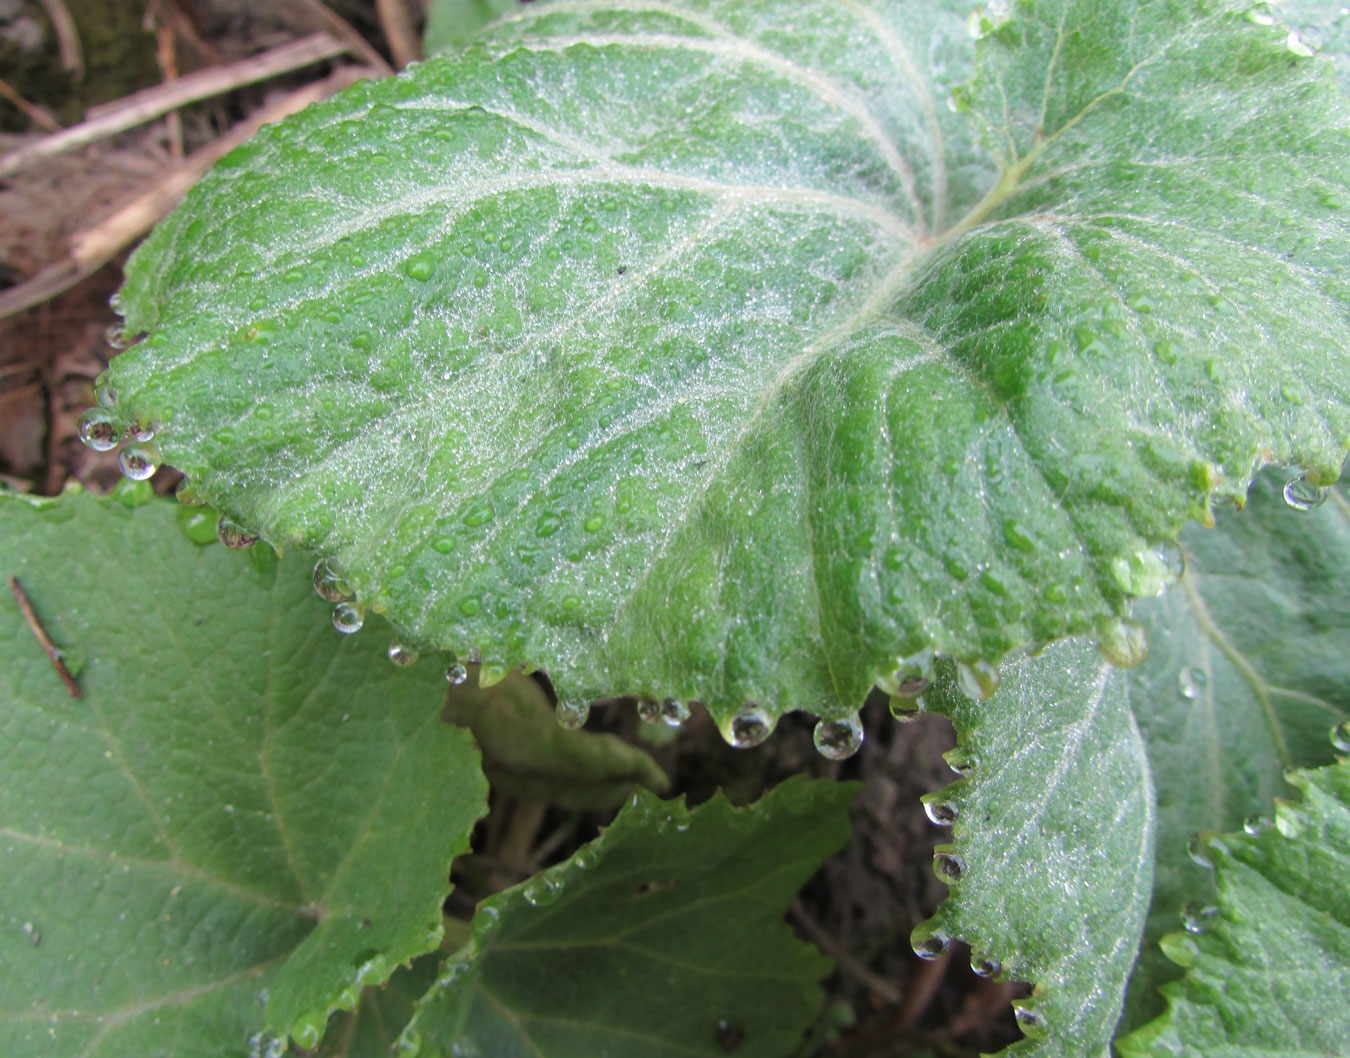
[[917, 640, 1154, 1056], [443, 667, 669, 810], [398, 777, 856, 1057], [1121, 474, 1350, 1028], [100, 1, 1350, 729], [315, 958, 440, 1058], [0, 491, 488, 1056], [1116, 757, 1350, 1057], [1278, 0, 1350, 93], [423, 0, 527, 55]]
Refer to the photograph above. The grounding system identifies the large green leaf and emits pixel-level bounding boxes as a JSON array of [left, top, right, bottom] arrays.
[[1116, 756, 1350, 1057], [1121, 474, 1350, 1028], [398, 777, 855, 1057], [0, 492, 487, 1057], [915, 640, 1154, 1056], [97, 0, 1350, 729]]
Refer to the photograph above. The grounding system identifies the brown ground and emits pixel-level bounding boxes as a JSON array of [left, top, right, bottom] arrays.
[[0, 3, 1022, 1054]]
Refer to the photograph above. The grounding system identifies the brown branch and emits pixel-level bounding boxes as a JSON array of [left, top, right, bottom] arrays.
[[8, 576, 82, 699], [0, 65, 373, 321], [376, 0, 422, 69], [0, 77, 62, 132], [286, 0, 394, 78], [0, 33, 349, 177], [38, 0, 83, 79], [790, 899, 903, 1005]]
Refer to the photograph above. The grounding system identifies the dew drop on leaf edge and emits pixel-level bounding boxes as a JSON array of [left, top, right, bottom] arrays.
[[217, 517, 258, 550], [1283, 474, 1329, 511], [117, 444, 159, 481], [970, 952, 1000, 978], [1330, 721, 1350, 754], [556, 699, 589, 729], [446, 662, 468, 686], [910, 923, 950, 961], [727, 705, 774, 749], [388, 642, 418, 666], [77, 408, 119, 451], [313, 557, 352, 601], [923, 798, 959, 826], [955, 659, 1000, 701], [660, 697, 690, 727], [933, 851, 966, 884], [332, 602, 364, 634], [813, 714, 863, 760]]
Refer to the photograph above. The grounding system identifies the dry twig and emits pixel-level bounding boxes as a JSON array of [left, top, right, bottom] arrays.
[[0, 65, 373, 321], [376, 0, 422, 69], [0, 33, 349, 178], [37, 0, 83, 79], [0, 78, 62, 132], [8, 576, 82, 699]]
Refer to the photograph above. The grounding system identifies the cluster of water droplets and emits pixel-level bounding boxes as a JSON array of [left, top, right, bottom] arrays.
[[77, 366, 168, 485], [636, 696, 692, 728]]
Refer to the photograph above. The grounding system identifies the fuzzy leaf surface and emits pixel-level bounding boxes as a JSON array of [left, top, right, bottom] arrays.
[[1116, 758, 1350, 1057], [0, 493, 487, 1057], [921, 641, 1154, 1056], [1121, 474, 1350, 1028], [399, 777, 855, 1057], [103, 1, 1350, 725]]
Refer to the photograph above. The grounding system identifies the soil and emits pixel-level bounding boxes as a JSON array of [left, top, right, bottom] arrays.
[[0, 4, 1024, 1055]]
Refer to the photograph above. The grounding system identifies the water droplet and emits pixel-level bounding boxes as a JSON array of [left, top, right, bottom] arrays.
[[175, 478, 203, 506], [446, 663, 468, 686], [77, 408, 120, 451], [1178, 666, 1207, 700], [878, 646, 934, 697], [1014, 1004, 1048, 1037], [1245, 2, 1277, 25], [479, 663, 507, 687], [727, 705, 774, 749], [94, 375, 118, 407], [1283, 474, 1329, 511], [636, 697, 661, 724], [660, 698, 690, 727], [1096, 617, 1149, 668], [21, 921, 40, 948], [970, 952, 1001, 978], [556, 699, 589, 729], [1330, 721, 1350, 753], [910, 923, 950, 960], [955, 659, 1000, 701], [1187, 833, 1214, 869], [889, 695, 926, 723], [523, 875, 562, 907], [933, 851, 966, 883], [333, 602, 364, 634], [404, 253, 436, 281], [715, 1020, 745, 1051], [313, 557, 351, 601], [388, 643, 418, 666], [1242, 814, 1272, 835], [105, 323, 129, 349], [125, 420, 156, 443], [116, 444, 159, 480], [583, 514, 605, 532], [813, 714, 863, 760], [923, 798, 959, 826], [943, 749, 976, 777], [1181, 900, 1218, 934], [1157, 540, 1186, 584], [1287, 25, 1324, 56], [459, 596, 481, 617], [217, 517, 258, 550]]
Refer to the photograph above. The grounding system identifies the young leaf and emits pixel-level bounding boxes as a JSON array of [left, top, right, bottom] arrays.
[[917, 640, 1155, 1056], [1122, 474, 1350, 1027], [0, 492, 487, 1056], [442, 667, 670, 810], [398, 777, 856, 1057], [1116, 757, 1350, 1057], [98, 1, 1350, 728]]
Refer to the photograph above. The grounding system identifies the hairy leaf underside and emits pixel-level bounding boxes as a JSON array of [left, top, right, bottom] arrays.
[[102, 0, 1350, 728]]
